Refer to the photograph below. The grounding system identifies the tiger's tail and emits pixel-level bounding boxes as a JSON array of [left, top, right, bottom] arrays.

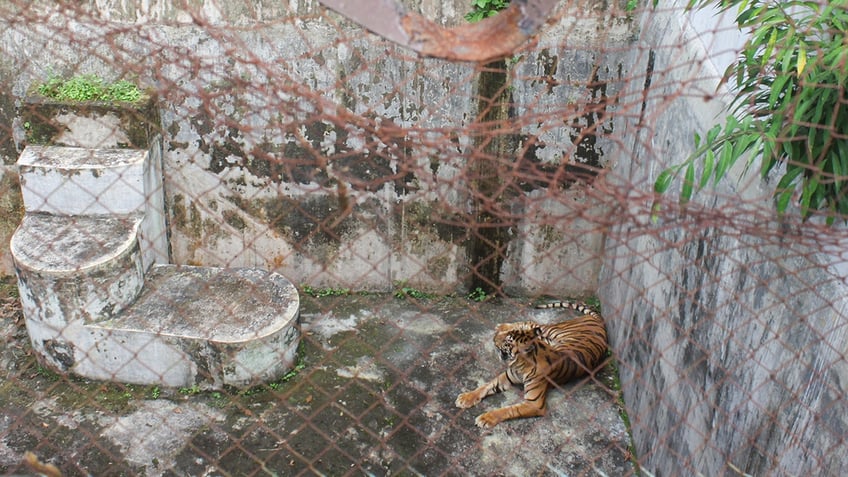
[[535, 300, 600, 318]]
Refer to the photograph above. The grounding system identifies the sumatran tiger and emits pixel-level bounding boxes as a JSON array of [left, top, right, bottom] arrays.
[[455, 300, 608, 428]]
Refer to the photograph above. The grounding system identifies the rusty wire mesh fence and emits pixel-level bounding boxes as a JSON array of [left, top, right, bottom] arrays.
[[1, 0, 847, 476]]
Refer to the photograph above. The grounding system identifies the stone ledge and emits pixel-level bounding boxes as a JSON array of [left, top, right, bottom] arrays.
[[82, 264, 301, 388]]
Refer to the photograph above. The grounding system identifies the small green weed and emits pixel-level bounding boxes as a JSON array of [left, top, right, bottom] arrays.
[[209, 391, 228, 408], [302, 285, 351, 298], [178, 384, 202, 396], [241, 385, 267, 397], [149, 386, 161, 399], [35, 365, 60, 382], [279, 361, 306, 384], [465, 0, 509, 22], [393, 282, 434, 300], [467, 287, 488, 302], [583, 296, 601, 310]]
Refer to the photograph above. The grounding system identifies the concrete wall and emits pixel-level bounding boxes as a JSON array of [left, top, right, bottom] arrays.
[[0, 0, 635, 296], [600, 3, 848, 475]]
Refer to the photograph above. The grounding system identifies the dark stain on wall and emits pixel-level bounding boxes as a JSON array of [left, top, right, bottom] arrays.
[[468, 59, 517, 295], [262, 194, 363, 265], [568, 63, 612, 173], [396, 201, 470, 247], [170, 194, 204, 239]]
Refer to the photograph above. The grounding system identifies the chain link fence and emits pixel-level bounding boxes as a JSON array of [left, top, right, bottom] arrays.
[[0, 0, 846, 475]]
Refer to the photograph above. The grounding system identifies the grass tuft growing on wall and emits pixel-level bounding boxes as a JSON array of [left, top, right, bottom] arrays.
[[34, 74, 144, 103]]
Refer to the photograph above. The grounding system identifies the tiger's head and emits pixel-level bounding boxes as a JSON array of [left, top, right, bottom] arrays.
[[493, 322, 541, 361]]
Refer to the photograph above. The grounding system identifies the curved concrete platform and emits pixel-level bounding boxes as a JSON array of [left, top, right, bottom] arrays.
[[11, 214, 145, 326], [85, 265, 301, 389]]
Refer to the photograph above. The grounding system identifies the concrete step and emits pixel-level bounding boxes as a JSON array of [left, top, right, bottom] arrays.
[[18, 145, 148, 215], [11, 213, 145, 326], [83, 265, 301, 388], [12, 214, 300, 388], [17, 144, 168, 270], [12, 141, 300, 389]]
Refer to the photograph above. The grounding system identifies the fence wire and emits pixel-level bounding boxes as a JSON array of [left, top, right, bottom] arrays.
[[0, 0, 846, 476]]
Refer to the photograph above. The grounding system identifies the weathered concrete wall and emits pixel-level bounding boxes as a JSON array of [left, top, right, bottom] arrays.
[[0, 0, 636, 296], [600, 4, 848, 475]]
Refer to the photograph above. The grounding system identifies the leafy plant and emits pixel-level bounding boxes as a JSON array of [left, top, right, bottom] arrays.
[[465, 0, 509, 22], [467, 287, 488, 302], [179, 384, 202, 396], [583, 295, 601, 310], [654, 1, 848, 222], [35, 73, 144, 103], [393, 282, 434, 300]]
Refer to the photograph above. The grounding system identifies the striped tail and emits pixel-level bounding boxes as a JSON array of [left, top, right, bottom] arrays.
[[535, 300, 600, 317]]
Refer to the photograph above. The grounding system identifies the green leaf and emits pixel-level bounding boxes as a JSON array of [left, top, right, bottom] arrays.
[[706, 123, 722, 144], [681, 162, 695, 204], [800, 176, 820, 216], [776, 165, 804, 191], [714, 142, 735, 185], [700, 150, 715, 188], [776, 188, 794, 214], [768, 74, 791, 109], [761, 28, 778, 66], [655, 168, 676, 194]]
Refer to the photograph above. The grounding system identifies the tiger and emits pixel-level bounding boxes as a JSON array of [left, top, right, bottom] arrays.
[[455, 300, 608, 428]]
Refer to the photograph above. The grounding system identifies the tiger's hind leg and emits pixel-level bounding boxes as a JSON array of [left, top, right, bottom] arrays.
[[474, 378, 549, 428], [455, 371, 513, 409]]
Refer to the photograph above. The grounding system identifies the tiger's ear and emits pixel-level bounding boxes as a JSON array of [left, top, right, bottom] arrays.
[[533, 326, 543, 336]]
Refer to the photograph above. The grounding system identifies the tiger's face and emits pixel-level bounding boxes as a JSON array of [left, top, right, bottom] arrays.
[[493, 322, 540, 361]]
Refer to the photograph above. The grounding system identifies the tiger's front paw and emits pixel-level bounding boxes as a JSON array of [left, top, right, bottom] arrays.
[[455, 391, 481, 409], [474, 411, 501, 428]]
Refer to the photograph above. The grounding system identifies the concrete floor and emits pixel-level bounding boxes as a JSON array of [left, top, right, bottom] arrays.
[[0, 280, 633, 476]]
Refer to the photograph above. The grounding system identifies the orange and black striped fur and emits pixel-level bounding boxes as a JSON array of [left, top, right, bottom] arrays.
[[455, 301, 608, 428]]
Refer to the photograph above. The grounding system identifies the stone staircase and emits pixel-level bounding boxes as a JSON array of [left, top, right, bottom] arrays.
[[10, 105, 300, 389]]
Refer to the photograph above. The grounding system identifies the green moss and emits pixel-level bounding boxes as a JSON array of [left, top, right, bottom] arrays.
[[34, 74, 145, 104], [302, 285, 351, 298]]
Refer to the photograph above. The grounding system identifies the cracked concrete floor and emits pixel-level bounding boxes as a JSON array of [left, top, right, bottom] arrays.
[[1, 281, 633, 476]]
